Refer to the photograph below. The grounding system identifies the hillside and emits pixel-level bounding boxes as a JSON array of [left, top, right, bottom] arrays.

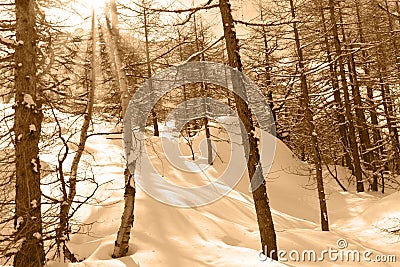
[[45, 119, 400, 267]]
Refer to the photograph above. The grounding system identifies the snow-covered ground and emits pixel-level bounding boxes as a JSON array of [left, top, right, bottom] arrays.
[[36, 117, 400, 266]]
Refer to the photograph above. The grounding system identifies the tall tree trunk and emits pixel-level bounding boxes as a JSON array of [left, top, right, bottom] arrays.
[[194, 14, 213, 165], [112, 168, 136, 258], [338, 4, 377, 188], [383, 0, 400, 173], [143, 4, 159, 136], [386, 0, 400, 77], [318, 0, 353, 172], [259, 5, 276, 123], [219, 0, 278, 259], [111, 0, 137, 258], [107, 0, 130, 117], [354, 2, 380, 191], [177, 29, 189, 135], [328, 0, 364, 192], [57, 8, 96, 262], [13, 0, 45, 266], [348, 46, 379, 190], [372, 2, 400, 175], [290, 0, 328, 231]]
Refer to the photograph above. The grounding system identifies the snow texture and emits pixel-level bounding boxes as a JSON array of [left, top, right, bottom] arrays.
[[42, 117, 400, 267], [31, 199, 37, 208], [22, 93, 36, 108], [33, 232, 41, 239], [0, 35, 17, 46], [31, 158, 38, 173], [29, 124, 36, 132]]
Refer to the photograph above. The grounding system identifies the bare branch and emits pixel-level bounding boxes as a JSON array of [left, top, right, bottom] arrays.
[[136, 0, 218, 14], [234, 19, 297, 27], [182, 36, 224, 63]]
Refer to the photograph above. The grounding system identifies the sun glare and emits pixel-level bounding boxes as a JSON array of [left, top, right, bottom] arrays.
[[80, 0, 107, 11]]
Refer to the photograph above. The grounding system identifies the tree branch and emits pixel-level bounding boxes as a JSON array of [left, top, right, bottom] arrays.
[[234, 19, 297, 27]]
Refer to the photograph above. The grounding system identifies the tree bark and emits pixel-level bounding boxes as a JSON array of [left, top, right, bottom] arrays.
[[383, 0, 400, 173], [107, 0, 130, 117], [260, 5, 277, 123], [372, 2, 400, 175], [57, 7, 96, 262], [354, 2, 381, 191], [337, 4, 377, 188], [13, 0, 45, 266], [318, 1, 353, 172], [219, 0, 278, 259], [328, 0, 364, 192], [290, 0, 328, 231], [112, 168, 136, 258], [143, 4, 159, 136], [194, 14, 213, 165], [111, 0, 137, 258]]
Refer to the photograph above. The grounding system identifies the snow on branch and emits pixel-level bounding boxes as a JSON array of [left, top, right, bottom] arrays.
[[181, 36, 224, 64], [377, 3, 400, 18], [136, 0, 218, 14], [234, 19, 298, 27], [0, 34, 18, 48]]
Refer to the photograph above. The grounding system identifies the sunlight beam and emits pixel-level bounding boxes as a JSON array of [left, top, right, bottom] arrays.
[[80, 0, 107, 11]]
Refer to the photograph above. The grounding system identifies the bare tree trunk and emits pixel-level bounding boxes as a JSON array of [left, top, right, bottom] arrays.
[[383, 0, 400, 173], [355, 2, 383, 191], [57, 7, 96, 262], [107, 0, 130, 117], [260, 5, 276, 123], [111, 0, 137, 258], [318, 1, 353, 172], [328, 0, 364, 192], [219, 0, 278, 259], [13, 0, 45, 266], [380, 81, 400, 172], [337, 4, 377, 188], [372, 2, 400, 175], [290, 0, 328, 231], [194, 14, 213, 165], [386, 0, 400, 77], [113, 168, 136, 258], [143, 4, 159, 136], [177, 29, 190, 135]]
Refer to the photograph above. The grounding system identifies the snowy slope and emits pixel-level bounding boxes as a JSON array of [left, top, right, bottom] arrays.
[[46, 119, 399, 267]]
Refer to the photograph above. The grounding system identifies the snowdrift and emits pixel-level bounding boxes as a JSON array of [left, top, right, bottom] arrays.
[[43, 119, 399, 267]]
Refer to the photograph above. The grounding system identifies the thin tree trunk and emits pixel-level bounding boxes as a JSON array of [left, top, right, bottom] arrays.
[[337, 4, 377, 188], [177, 29, 189, 136], [219, 0, 278, 259], [290, 0, 329, 231], [194, 14, 213, 165], [372, 2, 400, 174], [348, 46, 379, 190], [354, 2, 380, 191], [328, 0, 364, 192], [107, 0, 130, 117], [58, 8, 96, 262], [383, 0, 400, 173], [386, 0, 400, 77], [260, 5, 276, 123], [111, 0, 137, 258], [113, 168, 136, 258], [143, 4, 159, 136], [14, 0, 45, 266], [318, 1, 353, 172]]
